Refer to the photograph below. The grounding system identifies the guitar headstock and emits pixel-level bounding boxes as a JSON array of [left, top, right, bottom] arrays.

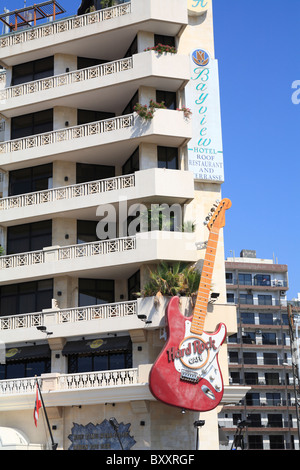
[[204, 198, 232, 230]]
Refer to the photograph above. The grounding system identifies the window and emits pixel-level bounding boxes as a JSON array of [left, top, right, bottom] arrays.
[[239, 293, 253, 305], [0, 357, 51, 380], [7, 220, 52, 255], [67, 350, 132, 374], [77, 109, 115, 125], [128, 270, 140, 300], [156, 90, 177, 110], [78, 278, 115, 306], [226, 272, 233, 284], [244, 372, 258, 385], [0, 279, 53, 316], [230, 372, 240, 384], [262, 333, 276, 346], [77, 220, 98, 244], [259, 313, 273, 325], [266, 393, 281, 406], [264, 352, 278, 365], [248, 435, 263, 450], [245, 393, 260, 406], [229, 351, 239, 364], [265, 373, 279, 385], [76, 163, 115, 184], [238, 273, 252, 285], [9, 164, 53, 197], [154, 35, 175, 48], [254, 274, 271, 286], [77, 57, 107, 69], [11, 109, 53, 140], [241, 312, 255, 324], [242, 332, 255, 344], [226, 293, 235, 303], [157, 146, 178, 169], [122, 147, 139, 175], [269, 435, 284, 450], [243, 352, 257, 364], [248, 414, 261, 427], [258, 294, 272, 306], [268, 414, 283, 428], [12, 56, 54, 86]]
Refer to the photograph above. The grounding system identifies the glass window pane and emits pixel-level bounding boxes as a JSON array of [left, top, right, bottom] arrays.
[[94, 355, 108, 371]]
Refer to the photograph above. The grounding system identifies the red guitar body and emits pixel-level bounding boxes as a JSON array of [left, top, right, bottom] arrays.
[[149, 296, 227, 412]]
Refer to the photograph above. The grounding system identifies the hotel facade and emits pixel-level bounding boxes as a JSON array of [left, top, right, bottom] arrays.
[[0, 0, 247, 450]]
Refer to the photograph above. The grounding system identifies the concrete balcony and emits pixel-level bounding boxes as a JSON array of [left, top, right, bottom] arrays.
[[0, 232, 197, 285], [0, 0, 188, 67], [0, 52, 190, 118], [0, 366, 153, 411], [0, 168, 194, 226], [0, 109, 192, 171], [0, 369, 249, 411]]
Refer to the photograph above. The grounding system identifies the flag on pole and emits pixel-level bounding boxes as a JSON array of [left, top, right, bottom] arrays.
[[34, 381, 42, 427]]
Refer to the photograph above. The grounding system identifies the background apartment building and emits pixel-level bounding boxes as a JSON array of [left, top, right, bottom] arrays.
[[0, 0, 246, 450], [220, 249, 299, 450]]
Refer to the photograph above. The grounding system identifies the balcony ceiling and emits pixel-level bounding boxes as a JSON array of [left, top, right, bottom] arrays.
[[1, 19, 185, 68]]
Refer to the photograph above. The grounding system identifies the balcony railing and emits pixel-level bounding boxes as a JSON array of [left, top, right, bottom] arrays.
[[0, 114, 134, 155], [0, 236, 136, 270], [0, 368, 138, 395], [0, 57, 133, 101], [0, 2, 132, 49], [0, 174, 135, 211], [226, 278, 287, 287], [0, 300, 137, 331], [59, 368, 138, 390]]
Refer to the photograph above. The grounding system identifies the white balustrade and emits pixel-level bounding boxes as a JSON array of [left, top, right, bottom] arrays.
[[0, 174, 135, 211], [0, 3, 131, 49], [0, 368, 138, 395], [0, 300, 137, 331], [58, 368, 138, 390], [0, 114, 134, 155], [0, 57, 133, 101], [0, 236, 136, 270]]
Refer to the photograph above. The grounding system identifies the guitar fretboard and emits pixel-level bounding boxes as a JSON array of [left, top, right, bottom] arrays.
[[190, 228, 220, 335]]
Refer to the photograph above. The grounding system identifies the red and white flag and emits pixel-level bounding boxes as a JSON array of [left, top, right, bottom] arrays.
[[33, 382, 42, 427]]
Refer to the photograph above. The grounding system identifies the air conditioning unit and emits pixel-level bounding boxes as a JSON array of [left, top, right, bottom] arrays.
[[280, 291, 285, 296]]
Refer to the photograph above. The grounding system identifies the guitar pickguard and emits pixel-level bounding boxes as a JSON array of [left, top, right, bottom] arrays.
[[168, 320, 226, 394]]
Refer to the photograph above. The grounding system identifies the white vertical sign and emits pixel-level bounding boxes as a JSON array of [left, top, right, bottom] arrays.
[[186, 49, 224, 183]]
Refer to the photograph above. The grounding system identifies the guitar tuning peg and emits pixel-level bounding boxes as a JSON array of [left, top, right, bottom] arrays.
[[203, 221, 208, 226], [210, 208, 215, 212]]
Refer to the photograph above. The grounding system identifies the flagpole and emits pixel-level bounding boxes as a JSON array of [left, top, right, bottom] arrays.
[[35, 377, 58, 451]]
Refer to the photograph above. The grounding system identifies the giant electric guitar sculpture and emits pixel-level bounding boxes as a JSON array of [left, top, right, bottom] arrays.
[[149, 198, 232, 412]]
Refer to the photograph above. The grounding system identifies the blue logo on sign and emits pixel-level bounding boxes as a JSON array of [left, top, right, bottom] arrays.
[[192, 49, 210, 67]]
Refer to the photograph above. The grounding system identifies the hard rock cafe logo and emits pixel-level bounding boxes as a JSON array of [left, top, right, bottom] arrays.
[[166, 337, 217, 368], [192, 49, 210, 67]]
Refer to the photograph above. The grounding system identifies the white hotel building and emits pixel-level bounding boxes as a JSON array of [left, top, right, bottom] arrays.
[[0, 0, 247, 450]]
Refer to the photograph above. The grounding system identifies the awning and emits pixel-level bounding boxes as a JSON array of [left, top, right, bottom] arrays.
[[62, 336, 132, 356], [5, 344, 51, 362]]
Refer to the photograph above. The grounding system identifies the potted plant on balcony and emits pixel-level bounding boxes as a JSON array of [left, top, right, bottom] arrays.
[[134, 100, 167, 122], [144, 44, 177, 55]]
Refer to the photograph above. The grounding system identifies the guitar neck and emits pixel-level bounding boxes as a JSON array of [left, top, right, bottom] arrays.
[[190, 227, 220, 335]]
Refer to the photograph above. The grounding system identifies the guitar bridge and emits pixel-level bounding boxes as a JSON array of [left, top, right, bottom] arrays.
[[180, 369, 200, 384]]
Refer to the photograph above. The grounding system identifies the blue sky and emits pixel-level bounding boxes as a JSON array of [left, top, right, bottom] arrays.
[[1, 0, 299, 298], [213, 0, 300, 298]]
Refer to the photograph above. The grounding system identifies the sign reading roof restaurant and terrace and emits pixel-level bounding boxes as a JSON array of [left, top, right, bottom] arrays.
[[186, 48, 224, 183]]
